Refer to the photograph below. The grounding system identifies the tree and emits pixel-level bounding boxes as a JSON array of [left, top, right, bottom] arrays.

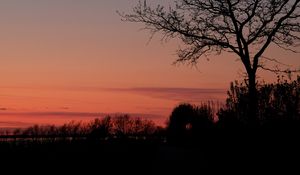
[[88, 117, 113, 139], [167, 103, 214, 143], [120, 0, 300, 125], [113, 114, 133, 137]]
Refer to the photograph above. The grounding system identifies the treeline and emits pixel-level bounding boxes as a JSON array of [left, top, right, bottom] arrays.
[[1, 115, 164, 141]]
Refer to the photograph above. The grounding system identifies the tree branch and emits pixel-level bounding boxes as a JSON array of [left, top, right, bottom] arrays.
[[253, 0, 300, 72]]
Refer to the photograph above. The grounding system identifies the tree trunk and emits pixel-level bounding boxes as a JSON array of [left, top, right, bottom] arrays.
[[247, 71, 258, 127]]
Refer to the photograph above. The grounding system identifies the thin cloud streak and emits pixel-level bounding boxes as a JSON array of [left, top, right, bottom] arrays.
[[0, 86, 227, 102], [58, 86, 227, 102], [119, 87, 227, 103]]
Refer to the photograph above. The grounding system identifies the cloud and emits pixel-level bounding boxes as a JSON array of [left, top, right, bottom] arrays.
[[114, 87, 227, 103], [0, 86, 227, 103], [50, 86, 227, 103], [0, 108, 7, 111], [60, 107, 70, 110], [7, 86, 227, 102]]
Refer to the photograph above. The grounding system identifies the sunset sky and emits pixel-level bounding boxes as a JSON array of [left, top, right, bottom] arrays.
[[0, 0, 299, 128]]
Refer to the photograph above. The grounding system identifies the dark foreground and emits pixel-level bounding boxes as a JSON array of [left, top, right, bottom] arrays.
[[1, 130, 299, 174]]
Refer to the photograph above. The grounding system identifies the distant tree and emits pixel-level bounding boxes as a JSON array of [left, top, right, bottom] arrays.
[[131, 118, 157, 136], [13, 128, 22, 136], [88, 116, 113, 139], [52, 121, 83, 138], [23, 124, 41, 137], [112, 115, 158, 138], [101, 116, 113, 136], [113, 114, 133, 137], [121, 0, 300, 125], [131, 117, 144, 135], [67, 121, 82, 136], [139, 119, 157, 135], [46, 125, 58, 136]]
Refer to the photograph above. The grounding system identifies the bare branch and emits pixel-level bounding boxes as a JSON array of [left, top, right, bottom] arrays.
[[121, 0, 300, 81], [261, 55, 291, 67], [253, 0, 300, 71], [258, 65, 300, 74]]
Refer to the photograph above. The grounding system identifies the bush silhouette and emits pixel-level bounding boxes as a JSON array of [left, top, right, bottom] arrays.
[[218, 76, 300, 129]]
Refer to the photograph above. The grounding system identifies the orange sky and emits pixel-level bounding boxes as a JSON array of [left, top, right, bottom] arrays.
[[0, 1, 299, 128]]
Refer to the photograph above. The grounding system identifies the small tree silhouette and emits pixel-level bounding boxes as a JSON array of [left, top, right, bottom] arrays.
[[167, 103, 214, 143]]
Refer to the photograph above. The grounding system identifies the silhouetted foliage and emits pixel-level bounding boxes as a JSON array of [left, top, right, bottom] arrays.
[[218, 76, 300, 128], [4, 115, 161, 143], [259, 76, 300, 128]]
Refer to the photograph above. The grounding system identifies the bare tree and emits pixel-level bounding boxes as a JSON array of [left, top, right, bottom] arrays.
[[88, 117, 113, 139], [120, 0, 300, 124], [113, 114, 133, 137]]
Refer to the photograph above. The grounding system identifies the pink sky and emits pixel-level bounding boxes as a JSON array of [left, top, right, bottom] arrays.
[[0, 1, 299, 128]]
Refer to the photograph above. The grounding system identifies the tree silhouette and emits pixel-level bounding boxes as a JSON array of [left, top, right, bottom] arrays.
[[120, 0, 300, 125], [168, 103, 195, 141], [167, 103, 214, 143]]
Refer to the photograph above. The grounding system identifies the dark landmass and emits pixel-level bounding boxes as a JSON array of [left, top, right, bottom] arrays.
[[0, 129, 299, 175]]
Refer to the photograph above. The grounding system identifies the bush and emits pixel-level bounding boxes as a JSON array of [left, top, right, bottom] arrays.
[[217, 76, 300, 128]]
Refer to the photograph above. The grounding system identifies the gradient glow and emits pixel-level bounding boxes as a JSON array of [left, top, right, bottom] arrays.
[[0, 0, 299, 128]]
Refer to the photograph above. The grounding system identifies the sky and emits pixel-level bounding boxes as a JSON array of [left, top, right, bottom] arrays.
[[0, 0, 299, 128]]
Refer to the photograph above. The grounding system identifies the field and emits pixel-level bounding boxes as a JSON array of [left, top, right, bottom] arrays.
[[1, 129, 299, 174]]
